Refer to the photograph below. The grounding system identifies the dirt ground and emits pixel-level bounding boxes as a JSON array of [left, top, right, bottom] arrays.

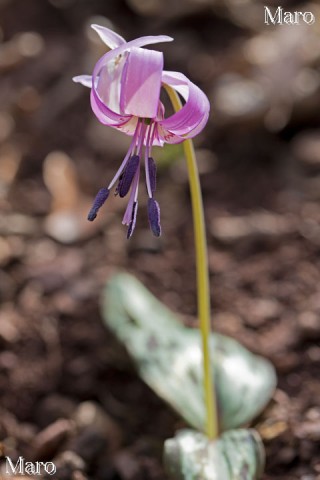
[[1, 0, 320, 479]]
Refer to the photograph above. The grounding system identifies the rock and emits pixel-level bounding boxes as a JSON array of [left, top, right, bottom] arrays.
[[32, 419, 74, 460], [272, 352, 300, 373], [0, 143, 21, 195], [73, 402, 122, 453], [211, 211, 297, 245], [0, 307, 21, 344], [292, 130, 320, 171], [296, 421, 320, 442], [114, 450, 140, 480], [0, 213, 39, 236], [297, 312, 320, 340], [43, 151, 106, 244], [51, 450, 86, 480], [245, 298, 282, 327], [258, 420, 288, 440], [305, 408, 320, 422]]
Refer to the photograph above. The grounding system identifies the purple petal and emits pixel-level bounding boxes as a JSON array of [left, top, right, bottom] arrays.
[[91, 24, 126, 49], [90, 86, 132, 126], [161, 72, 209, 132], [120, 47, 163, 118], [148, 157, 157, 195], [73, 75, 93, 88], [127, 201, 138, 238], [117, 34, 173, 51], [158, 71, 210, 143], [148, 198, 161, 237], [91, 35, 173, 127], [119, 155, 140, 198], [87, 187, 110, 221], [96, 55, 126, 111]]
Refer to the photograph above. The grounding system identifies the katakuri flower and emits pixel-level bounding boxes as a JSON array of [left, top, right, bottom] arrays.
[[73, 25, 210, 238]]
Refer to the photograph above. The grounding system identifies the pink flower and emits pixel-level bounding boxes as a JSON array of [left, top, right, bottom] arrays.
[[73, 25, 210, 237]]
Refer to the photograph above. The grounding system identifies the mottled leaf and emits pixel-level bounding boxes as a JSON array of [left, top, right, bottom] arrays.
[[164, 428, 265, 480], [102, 273, 276, 432]]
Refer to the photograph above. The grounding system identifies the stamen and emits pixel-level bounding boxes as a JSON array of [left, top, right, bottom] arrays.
[[87, 187, 109, 221], [127, 201, 138, 239], [107, 120, 141, 191], [136, 121, 147, 155], [122, 165, 140, 225], [119, 155, 140, 198], [148, 198, 161, 237], [148, 157, 157, 196], [114, 172, 123, 196], [144, 122, 155, 198]]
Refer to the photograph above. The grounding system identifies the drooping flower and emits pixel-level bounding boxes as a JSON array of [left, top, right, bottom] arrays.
[[73, 25, 210, 238]]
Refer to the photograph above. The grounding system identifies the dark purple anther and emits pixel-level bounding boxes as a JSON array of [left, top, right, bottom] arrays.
[[119, 155, 140, 198], [114, 173, 123, 196], [148, 157, 157, 195], [87, 187, 110, 221], [127, 201, 138, 239], [148, 198, 161, 237]]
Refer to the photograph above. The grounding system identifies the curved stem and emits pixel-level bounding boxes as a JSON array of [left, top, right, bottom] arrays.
[[164, 85, 218, 440]]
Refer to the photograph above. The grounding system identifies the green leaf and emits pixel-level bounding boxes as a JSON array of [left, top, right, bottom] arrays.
[[102, 273, 276, 432], [164, 428, 265, 480]]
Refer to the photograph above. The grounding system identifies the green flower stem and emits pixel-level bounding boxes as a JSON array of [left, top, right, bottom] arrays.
[[164, 85, 218, 440]]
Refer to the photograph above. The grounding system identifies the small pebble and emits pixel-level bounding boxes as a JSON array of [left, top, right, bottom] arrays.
[[297, 312, 320, 340], [32, 419, 74, 460], [73, 402, 122, 453]]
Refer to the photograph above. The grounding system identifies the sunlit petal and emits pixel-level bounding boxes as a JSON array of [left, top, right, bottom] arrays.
[[91, 24, 126, 49], [72, 75, 94, 88], [120, 47, 163, 118], [159, 71, 210, 143]]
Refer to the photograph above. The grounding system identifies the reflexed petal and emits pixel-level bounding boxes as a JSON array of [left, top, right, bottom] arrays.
[[120, 47, 163, 118], [161, 71, 209, 134], [73, 75, 94, 88], [91, 27, 172, 53], [91, 24, 126, 49], [158, 70, 210, 144], [161, 71, 189, 97], [121, 35, 173, 51], [90, 89, 132, 126]]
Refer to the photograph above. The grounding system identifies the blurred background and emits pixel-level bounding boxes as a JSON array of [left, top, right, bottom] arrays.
[[1, 0, 320, 479]]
